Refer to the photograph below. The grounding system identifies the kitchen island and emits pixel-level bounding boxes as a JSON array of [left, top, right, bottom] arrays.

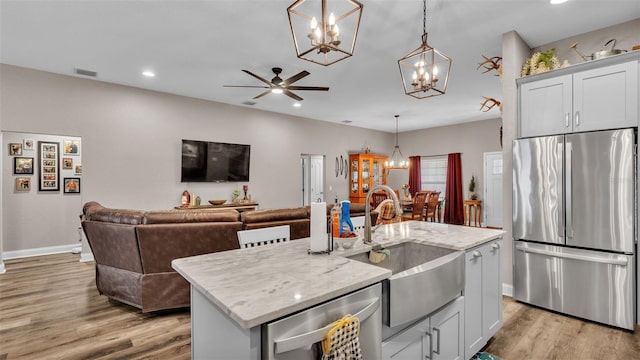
[[172, 221, 504, 359]]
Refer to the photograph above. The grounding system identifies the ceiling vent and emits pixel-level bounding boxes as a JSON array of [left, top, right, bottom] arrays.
[[74, 68, 97, 77], [242, 101, 257, 106]]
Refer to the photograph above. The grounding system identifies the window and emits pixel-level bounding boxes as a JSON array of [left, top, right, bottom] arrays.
[[420, 156, 447, 200]]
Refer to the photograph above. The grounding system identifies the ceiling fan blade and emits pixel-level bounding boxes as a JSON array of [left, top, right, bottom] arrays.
[[283, 71, 310, 86], [223, 85, 270, 88], [287, 86, 329, 91], [242, 70, 272, 85], [283, 89, 303, 101], [253, 89, 272, 99]]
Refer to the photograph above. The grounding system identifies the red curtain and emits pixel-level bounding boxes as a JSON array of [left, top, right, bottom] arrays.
[[408, 156, 421, 196], [444, 153, 464, 225]]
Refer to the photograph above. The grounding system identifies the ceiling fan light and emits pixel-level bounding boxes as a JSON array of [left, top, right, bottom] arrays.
[[271, 88, 284, 94]]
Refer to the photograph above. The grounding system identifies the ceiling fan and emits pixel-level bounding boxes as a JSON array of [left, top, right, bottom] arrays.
[[224, 67, 329, 101]]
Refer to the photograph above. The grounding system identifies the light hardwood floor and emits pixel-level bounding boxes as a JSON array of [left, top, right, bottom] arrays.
[[1, 253, 639, 359]]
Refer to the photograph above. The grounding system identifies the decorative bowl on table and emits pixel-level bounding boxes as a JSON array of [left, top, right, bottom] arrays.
[[208, 200, 226, 206]]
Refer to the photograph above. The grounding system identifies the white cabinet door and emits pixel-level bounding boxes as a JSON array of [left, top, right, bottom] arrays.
[[382, 317, 430, 360], [520, 74, 572, 138], [573, 61, 638, 132], [463, 247, 484, 358], [431, 297, 464, 360], [464, 239, 503, 360], [483, 240, 503, 339]]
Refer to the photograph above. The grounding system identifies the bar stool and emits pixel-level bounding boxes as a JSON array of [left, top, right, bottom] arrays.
[[463, 200, 482, 227]]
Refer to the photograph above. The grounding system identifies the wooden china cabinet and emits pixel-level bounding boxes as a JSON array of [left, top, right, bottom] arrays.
[[349, 153, 388, 204]]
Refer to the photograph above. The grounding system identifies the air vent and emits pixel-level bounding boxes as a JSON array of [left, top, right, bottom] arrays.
[[341, 120, 353, 124], [242, 101, 257, 106], [74, 68, 97, 77]]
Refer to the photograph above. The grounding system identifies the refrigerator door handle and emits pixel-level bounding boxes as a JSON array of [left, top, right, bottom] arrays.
[[515, 244, 629, 266], [557, 142, 565, 240], [565, 142, 573, 239]]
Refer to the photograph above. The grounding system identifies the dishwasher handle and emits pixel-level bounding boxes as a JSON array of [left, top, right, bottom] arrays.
[[273, 297, 380, 354]]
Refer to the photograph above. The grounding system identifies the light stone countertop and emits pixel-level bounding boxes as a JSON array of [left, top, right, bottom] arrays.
[[172, 221, 504, 329]]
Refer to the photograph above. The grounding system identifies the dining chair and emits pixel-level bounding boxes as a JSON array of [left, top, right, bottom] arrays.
[[370, 191, 388, 209], [402, 191, 429, 221], [425, 192, 442, 222], [237, 225, 291, 248]]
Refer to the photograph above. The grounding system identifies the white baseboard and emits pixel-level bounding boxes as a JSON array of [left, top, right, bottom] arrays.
[[502, 283, 514, 297], [2, 243, 79, 260], [0, 261, 5, 274], [80, 252, 94, 262]]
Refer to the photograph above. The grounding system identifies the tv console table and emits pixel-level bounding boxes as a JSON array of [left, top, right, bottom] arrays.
[[174, 202, 259, 212]]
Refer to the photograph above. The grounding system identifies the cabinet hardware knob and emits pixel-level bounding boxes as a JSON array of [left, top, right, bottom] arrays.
[[575, 111, 580, 126], [492, 243, 500, 249], [473, 250, 482, 257]]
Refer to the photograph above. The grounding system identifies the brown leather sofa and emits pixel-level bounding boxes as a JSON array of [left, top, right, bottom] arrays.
[[81, 201, 242, 312], [82, 201, 376, 312]]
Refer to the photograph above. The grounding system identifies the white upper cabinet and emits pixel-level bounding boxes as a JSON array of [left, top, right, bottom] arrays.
[[573, 61, 638, 133], [519, 58, 638, 138]]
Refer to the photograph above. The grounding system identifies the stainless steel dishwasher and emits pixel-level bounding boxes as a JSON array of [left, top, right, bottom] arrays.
[[263, 283, 382, 359]]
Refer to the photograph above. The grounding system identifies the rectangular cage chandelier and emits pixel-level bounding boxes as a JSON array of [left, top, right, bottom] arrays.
[[287, 0, 363, 66], [398, 0, 451, 99]]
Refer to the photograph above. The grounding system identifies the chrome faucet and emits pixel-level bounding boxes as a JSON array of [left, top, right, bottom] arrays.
[[364, 185, 403, 244]]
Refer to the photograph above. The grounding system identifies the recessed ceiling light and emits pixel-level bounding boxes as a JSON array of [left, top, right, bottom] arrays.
[[550, 0, 568, 4], [293, 103, 301, 108], [142, 70, 156, 77]]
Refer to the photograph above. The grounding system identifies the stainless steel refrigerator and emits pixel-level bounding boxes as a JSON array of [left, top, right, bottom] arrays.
[[513, 128, 636, 330]]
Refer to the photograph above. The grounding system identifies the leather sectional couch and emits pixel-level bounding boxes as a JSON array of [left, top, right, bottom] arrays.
[[81, 201, 374, 312]]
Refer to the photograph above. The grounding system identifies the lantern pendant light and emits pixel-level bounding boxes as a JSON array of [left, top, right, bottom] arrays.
[[398, 0, 452, 99], [287, 0, 363, 66], [385, 115, 409, 170]]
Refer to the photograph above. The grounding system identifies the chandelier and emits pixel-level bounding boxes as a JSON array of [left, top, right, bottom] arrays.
[[398, 0, 452, 99], [287, 0, 363, 66], [385, 115, 409, 170]]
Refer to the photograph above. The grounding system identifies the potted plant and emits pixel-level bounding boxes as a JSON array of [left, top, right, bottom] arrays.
[[468, 175, 478, 200]]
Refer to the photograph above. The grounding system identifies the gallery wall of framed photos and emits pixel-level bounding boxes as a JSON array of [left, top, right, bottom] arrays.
[[2, 131, 82, 255]]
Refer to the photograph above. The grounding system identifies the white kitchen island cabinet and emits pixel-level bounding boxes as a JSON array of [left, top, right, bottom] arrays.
[[172, 221, 504, 360], [519, 54, 638, 138], [464, 239, 503, 359], [382, 296, 464, 360]]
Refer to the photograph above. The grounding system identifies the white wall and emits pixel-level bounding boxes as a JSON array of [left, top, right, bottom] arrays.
[[388, 119, 503, 198], [0, 64, 393, 256], [2, 132, 82, 254]]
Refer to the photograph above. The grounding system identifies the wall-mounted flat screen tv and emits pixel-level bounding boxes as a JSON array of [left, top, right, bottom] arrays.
[[181, 139, 250, 182]]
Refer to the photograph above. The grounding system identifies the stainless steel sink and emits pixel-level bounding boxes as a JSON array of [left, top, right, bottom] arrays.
[[348, 242, 464, 328]]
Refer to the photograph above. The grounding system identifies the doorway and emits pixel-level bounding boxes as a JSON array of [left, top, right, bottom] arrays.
[[483, 151, 503, 228], [301, 154, 325, 206]]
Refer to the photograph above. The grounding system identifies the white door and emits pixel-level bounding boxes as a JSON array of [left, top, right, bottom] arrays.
[[483, 152, 503, 228], [301, 154, 325, 206], [310, 155, 324, 203]]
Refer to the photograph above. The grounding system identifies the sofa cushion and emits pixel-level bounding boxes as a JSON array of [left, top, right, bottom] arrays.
[[142, 210, 239, 224], [89, 208, 145, 225], [82, 201, 105, 219], [241, 207, 308, 223]]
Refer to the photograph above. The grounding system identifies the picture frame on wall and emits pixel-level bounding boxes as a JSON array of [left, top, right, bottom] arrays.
[[63, 157, 73, 169], [63, 140, 80, 155], [75, 164, 82, 175], [15, 177, 31, 192], [38, 141, 60, 191], [23, 139, 34, 150], [13, 157, 34, 174], [9, 143, 22, 156], [63, 178, 80, 193]]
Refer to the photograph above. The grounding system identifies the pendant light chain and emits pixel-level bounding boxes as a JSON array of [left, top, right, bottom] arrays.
[[423, 0, 427, 36], [395, 115, 400, 146]]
